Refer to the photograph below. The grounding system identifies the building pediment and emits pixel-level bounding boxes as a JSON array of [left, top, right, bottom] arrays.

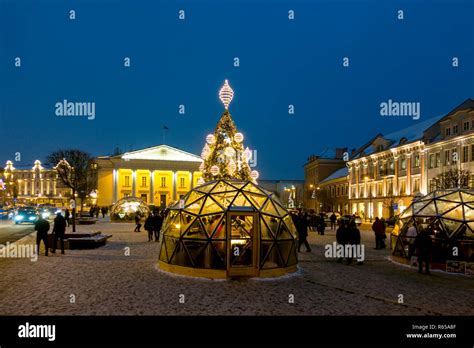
[[114, 145, 203, 163]]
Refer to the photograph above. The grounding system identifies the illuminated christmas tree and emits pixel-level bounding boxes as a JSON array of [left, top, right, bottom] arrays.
[[200, 80, 258, 183]]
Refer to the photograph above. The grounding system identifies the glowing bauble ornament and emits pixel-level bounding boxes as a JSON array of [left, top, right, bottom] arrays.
[[197, 177, 205, 185], [210, 165, 220, 176], [250, 170, 259, 180], [234, 132, 244, 143], [224, 147, 235, 157], [206, 134, 216, 144], [201, 144, 211, 159]]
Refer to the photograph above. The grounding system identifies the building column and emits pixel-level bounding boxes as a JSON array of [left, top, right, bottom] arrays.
[[172, 171, 177, 201], [113, 169, 118, 203], [189, 172, 194, 189], [406, 154, 412, 195], [150, 170, 155, 204], [132, 170, 136, 197], [393, 156, 399, 196], [420, 149, 427, 194]]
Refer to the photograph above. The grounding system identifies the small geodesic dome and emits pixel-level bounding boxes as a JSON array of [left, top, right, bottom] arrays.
[[110, 197, 150, 222], [158, 179, 299, 278], [391, 188, 474, 267]]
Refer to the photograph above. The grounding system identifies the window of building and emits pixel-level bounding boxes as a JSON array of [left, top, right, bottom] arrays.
[[464, 121, 470, 131], [444, 150, 450, 165], [400, 180, 406, 195], [141, 176, 147, 187], [453, 125, 458, 134], [124, 176, 130, 187], [471, 145, 474, 161], [377, 183, 383, 196], [435, 152, 441, 167], [388, 160, 394, 174], [413, 178, 420, 193], [414, 153, 420, 167], [180, 177, 185, 189], [161, 177, 166, 188], [429, 154, 434, 169], [463, 146, 469, 163], [401, 157, 406, 170], [445, 127, 451, 136], [378, 162, 384, 176], [452, 149, 458, 163]]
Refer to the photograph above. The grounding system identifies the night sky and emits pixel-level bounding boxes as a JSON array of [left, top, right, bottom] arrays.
[[1, 0, 473, 179]]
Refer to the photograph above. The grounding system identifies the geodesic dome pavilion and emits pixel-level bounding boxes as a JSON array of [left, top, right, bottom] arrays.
[[391, 188, 474, 269], [110, 196, 150, 222], [158, 179, 299, 278]]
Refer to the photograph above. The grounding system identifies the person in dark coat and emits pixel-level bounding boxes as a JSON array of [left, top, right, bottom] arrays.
[[64, 209, 70, 227], [297, 212, 311, 252], [347, 220, 362, 265], [34, 216, 50, 256], [101, 206, 107, 218], [414, 228, 433, 275], [317, 214, 326, 235], [330, 213, 337, 230], [153, 211, 163, 242], [336, 221, 348, 263], [134, 213, 142, 232], [51, 212, 67, 254], [371, 217, 386, 249], [144, 214, 154, 242]]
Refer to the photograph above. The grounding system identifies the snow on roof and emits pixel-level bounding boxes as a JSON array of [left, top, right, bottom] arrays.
[[320, 166, 348, 184], [383, 114, 444, 146]]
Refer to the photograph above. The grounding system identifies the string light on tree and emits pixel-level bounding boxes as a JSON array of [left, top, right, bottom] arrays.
[[219, 79, 234, 110], [210, 165, 220, 176], [206, 134, 216, 144], [234, 133, 244, 143], [250, 170, 259, 180]]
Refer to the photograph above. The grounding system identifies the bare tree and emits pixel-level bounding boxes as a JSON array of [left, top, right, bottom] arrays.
[[46, 149, 95, 232], [431, 168, 470, 190]]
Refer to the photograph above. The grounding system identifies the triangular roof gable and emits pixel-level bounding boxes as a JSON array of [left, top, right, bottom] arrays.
[[117, 145, 203, 162]]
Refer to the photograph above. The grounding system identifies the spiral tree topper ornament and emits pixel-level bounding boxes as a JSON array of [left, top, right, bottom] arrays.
[[219, 79, 234, 110]]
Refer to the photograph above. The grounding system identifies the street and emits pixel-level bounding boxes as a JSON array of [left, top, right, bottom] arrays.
[[0, 220, 35, 245]]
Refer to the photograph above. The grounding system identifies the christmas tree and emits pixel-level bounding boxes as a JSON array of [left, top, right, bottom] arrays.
[[200, 80, 258, 183]]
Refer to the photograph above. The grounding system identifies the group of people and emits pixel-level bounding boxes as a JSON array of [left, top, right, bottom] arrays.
[[336, 218, 362, 265], [34, 212, 68, 256], [405, 222, 433, 275], [134, 210, 164, 242], [89, 205, 109, 218]]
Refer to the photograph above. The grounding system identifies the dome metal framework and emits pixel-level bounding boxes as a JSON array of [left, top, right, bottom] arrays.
[[158, 179, 299, 278], [391, 188, 474, 268], [110, 196, 150, 221]]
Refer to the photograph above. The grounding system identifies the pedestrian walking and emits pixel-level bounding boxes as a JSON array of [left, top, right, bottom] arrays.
[[317, 214, 326, 235], [101, 206, 107, 218], [145, 214, 154, 241], [330, 213, 337, 230], [64, 208, 70, 227], [348, 220, 362, 265], [153, 211, 163, 241], [414, 228, 432, 275], [34, 215, 50, 256], [51, 212, 66, 254], [336, 220, 348, 263], [371, 217, 386, 249], [406, 223, 417, 258], [134, 213, 142, 232], [297, 211, 311, 252]]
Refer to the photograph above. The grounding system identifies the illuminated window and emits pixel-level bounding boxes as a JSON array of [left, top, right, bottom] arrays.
[[141, 176, 147, 187], [401, 157, 406, 170], [161, 177, 166, 188], [463, 146, 469, 163], [414, 153, 420, 167], [444, 150, 450, 165], [400, 180, 406, 195], [124, 176, 130, 187], [429, 154, 435, 169], [413, 178, 420, 193], [180, 177, 185, 189], [435, 152, 441, 167], [464, 121, 470, 131]]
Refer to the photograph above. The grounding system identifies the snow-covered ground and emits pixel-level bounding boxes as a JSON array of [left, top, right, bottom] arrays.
[[0, 220, 472, 316]]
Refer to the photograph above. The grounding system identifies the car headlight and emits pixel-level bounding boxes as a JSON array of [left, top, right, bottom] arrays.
[[42, 212, 50, 218], [29, 216, 36, 221], [15, 215, 24, 220]]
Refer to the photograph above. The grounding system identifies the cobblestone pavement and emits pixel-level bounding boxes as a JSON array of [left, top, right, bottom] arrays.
[[0, 220, 472, 315]]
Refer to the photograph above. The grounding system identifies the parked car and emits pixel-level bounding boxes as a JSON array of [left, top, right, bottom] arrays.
[[338, 214, 362, 226], [40, 207, 62, 220], [13, 207, 38, 224]]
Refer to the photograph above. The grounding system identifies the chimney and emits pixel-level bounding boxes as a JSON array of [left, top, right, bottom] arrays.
[[335, 147, 348, 159]]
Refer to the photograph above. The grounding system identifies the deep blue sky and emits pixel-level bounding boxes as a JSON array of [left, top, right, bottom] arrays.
[[1, 0, 473, 179]]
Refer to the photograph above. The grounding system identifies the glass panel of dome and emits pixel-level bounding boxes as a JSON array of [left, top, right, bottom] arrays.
[[393, 238, 407, 257], [183, 197, 205, 215], [242, 182, 268, 196], [231, 192, 254, 207], [201, 214, 222, 238], [260, 242, 282, 269], [400, 207, 413, 219], [243, 192, 267, 210], [201, 196, 225, 215], [441, 192, 462, 203], [286, 243, 297, 266], [167, 214, 182, 237], [210, 181, 232, 193], [465, 206, 474, 221], [260, 217, 275, 240], [439, 219, 462, 238], [272, 200, 288, 217], [165, 237, 179, 262], [416, 201, 438, 216], [276, 221, 293, 240], [185, 191, 205, 205], [225, 181, 248, 190], [183, 240, 208, 267], [159, 241, 168, 262], [211, 216, 226, 239], [412, 201, 428, 215], [171, 241, 193, 267], [196, 182, 217, 194], [261, 214, 279, 238], [461, 191, 474, 203], [260, 199, 279, 217], [180, 213, 196, 236], [209, 241, 227, 268], [442, 204, 464, 221], [210, 193, 235, 209], [283, 215, 298, 238], [277, 241, 294, 266], [183, 218, 208, 239], [465, 223, 474, 237]]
